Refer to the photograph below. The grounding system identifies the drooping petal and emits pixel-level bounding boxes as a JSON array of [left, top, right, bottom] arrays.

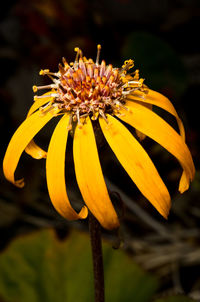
[[118, 100, 195, 192], [135, 103, 152, 141], [46, 114, 88, 220], [3, 109, 56, 188], [99, 115, 171, 219], [73, 117, 119, 230], [25, 140, 47, 159], [25, 91, 56, 159], [128, 89, 185, 140]]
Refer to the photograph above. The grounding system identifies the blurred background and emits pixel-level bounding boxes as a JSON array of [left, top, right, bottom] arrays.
[[0, 0, 200, 301]]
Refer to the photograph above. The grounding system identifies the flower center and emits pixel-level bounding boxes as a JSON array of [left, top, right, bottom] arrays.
[[33, 45, 146, 124]]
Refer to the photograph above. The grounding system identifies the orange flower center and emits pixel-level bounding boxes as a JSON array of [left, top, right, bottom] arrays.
[[33, 45, 146, 123], [57, 58, 124, 119]]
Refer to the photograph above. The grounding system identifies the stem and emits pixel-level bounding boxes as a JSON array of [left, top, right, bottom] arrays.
[[89, 213, 105, 302]]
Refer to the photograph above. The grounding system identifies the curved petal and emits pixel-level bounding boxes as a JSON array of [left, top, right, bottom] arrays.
[[73, 117, 119, 230], [135, 103, 152, 141], [99, 115, 171, 219], [128, 89, 185, 140], [25, 140, 47, 159], [25, 91, 56, 159], [46, 114, 88, 221], [3, 110, 56, 187], [118, 101, 195, 192]]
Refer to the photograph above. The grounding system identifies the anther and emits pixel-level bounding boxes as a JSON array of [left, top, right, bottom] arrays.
[[122, 59, 134, 71], [39, 69, 50, 75], [88, 58, 94, 64], [32, 85, 38, 92], [134, 69, 140, 80], [96, 44, 101, 65]]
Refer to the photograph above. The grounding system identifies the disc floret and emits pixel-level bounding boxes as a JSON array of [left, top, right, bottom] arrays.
[[33, 45, 147, 125]]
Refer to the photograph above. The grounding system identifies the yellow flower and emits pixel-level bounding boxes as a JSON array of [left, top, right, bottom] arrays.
[[3, 45, 195, 230]]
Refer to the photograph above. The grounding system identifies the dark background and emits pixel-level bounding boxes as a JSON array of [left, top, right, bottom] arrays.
[[0, 0, 200, 300]]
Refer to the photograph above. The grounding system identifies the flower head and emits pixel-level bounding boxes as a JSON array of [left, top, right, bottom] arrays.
[[3, 45, 195, 230]]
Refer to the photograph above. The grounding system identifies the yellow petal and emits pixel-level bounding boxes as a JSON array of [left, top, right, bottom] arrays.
[[118, 100, 195, 192], [128, 89, 185, 140], [25, 91, 55, 158], [3, 110, 55, 187], [25, 140, 47, 159], [99, 115, 171, 219], [135, 103, 152, 141], [73, 117, 119, 230], [46, 114, 88, 220]]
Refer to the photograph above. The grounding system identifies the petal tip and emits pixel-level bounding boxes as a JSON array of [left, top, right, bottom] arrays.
[[79, 206, 88, 219], [15, 178, 25, 188], [101, 216, 120, 230]]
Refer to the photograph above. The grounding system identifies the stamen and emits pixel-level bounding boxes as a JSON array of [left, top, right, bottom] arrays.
[[134, 69, 140, 80], [121, 59, 134, 72], [34, 93, 59, 101], [62, 57, 69, 68], [39, 106, 58, 116], [114, 101, 129, 111], [122, 88, 136, 95], [96, 44, 101, 65], [74, 47, 82, 69], [39, 102, 51, 113], [91, 111, 99, 120], [39, 69, 60, 77], [79, 58, 87, 76], [128, 79, 144, 87], [58, 63, 65, 74], [87, 64, 93, 78], [74, 47, 80, 63], [32, 84, 57, 92], [99, 110, 109, 123], [76, 109, 83, 128], [50, 105, 60, 115], [105, 64, 112, 78], [67, 115, 73, 130]]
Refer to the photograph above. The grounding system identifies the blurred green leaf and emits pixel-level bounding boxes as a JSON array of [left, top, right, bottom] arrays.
[[154, 295, 196, 302], [122, 32, 187, 98], [0, 229, 158, 302]]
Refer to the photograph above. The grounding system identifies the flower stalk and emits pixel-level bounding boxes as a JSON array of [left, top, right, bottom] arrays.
[[89, 212, 105, 302]]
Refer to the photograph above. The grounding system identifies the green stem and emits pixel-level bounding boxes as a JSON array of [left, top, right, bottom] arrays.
[[89, 213, 105, 302]]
